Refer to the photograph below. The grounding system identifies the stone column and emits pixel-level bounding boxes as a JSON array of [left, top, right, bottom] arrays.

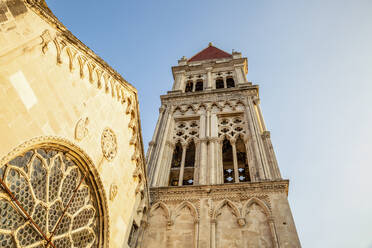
[[178, 144, 187, 186], [199, 112, 207, 185], [217, 139, 224, 184], [194, 219, 199, 248], [245, 98, 268, 180], [194, 140, 201, 185], [231, 139, 239, 183], [206, 67, 213, 90], [160, 141, 175, 186], [268, 217, 280, 248], [210, 219, 216, 248], [208, 139, 216, 184], [244, 137, 258, 182], [153, 107, 174, 186], [262, 131, 281, 180], [146, 106, 165, 180], [199, 139, 208, 185], [255, 99, 267, 131]]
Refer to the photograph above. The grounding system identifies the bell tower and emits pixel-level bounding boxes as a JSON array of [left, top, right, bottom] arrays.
[[141, 43, 301, 248]]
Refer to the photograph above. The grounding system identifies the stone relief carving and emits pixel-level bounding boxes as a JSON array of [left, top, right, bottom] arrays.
[[74, 117, 89, 141], [109, 183, 118, 201], [101, 128, 117, 161]]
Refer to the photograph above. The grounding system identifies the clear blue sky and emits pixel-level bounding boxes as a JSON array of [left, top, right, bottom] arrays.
[[47, 1, 372, 247]]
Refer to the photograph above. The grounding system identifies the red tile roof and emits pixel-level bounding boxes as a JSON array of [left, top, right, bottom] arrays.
[[188, 44, 232, 62]]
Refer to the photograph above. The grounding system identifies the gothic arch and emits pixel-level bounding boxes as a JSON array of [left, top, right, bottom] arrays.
[[221, 101, 235, 111], [149, 201, 171, 221], [173, 201, 199, 222], [241, 197, 271, 219], [0, 136, 109, 248], [212, 199, 241, 220]]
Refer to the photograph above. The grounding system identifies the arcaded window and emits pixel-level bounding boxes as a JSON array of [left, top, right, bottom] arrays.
[[236, 137, 250, 182], [183, 140, 195, 185], [185, 81, 193, 92], [226, 77, 235, 88], [222, 138, 234, 183], [195, 80, 203, 91], [169, 142, 182, 186], [0, 144, 105, 248], [216, 78, 224, 89]]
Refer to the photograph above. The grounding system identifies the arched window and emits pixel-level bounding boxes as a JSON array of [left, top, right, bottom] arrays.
[[222, 138, 234, 183], [185, 81, 193, 92], [216, 78, 224, 89], [195, 81, 203, 91], [0, 140, 107, 247], [236, 137, 250, 182], [183, 140, 195, 185], [169, 142, 182, 186], [226, 77, 235, 88]]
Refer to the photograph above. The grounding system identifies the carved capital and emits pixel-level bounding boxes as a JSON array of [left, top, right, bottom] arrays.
[[237, 217, 246, 227], [262, 131, 270, 139], [252, 96, 260, 105], [165, 140, 175, 149], [209, 137, 219, 143], [159, 106, 166, 114]]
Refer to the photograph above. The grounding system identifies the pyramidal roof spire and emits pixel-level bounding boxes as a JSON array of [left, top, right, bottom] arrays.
[[188, 43, 232, 62]]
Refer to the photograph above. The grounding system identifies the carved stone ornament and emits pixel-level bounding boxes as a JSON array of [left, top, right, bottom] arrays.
[[109, 183, 118, 201], [74, 117, 89, 141], [101, 128, 117, 161], [237, 217, 246, 227]]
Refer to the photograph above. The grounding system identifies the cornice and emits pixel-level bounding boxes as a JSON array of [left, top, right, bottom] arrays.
[[171, 57, 247, 74], [162, 85, 259, 103], [24, 0, 137, 94], [150, 180, 290, 202]]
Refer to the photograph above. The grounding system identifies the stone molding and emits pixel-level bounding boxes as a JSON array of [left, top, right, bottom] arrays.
[[150, 180, 289, 202]]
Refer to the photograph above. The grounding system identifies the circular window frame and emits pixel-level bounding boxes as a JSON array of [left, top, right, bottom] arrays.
[[0, 136, 109, 248]]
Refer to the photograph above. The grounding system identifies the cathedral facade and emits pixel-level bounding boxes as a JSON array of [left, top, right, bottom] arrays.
[[0, 1, 300, 247], [141, 44, 301, 247], [0, 1, 148, 248]]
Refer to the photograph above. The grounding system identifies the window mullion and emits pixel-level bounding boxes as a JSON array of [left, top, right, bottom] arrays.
[[178, 145, 187, 186]]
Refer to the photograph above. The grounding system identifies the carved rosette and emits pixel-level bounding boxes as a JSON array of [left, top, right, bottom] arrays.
[[101, 128, 117, 161]]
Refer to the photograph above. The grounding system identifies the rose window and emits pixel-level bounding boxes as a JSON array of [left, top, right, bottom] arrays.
[[0, 147, 102, 248]]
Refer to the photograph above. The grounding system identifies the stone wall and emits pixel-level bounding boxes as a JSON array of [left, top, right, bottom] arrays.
[[0, 1, 148, 247], [141, 182, 301, 248]]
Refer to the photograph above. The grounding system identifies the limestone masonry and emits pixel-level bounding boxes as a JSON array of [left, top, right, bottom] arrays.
[[0, 1, 300, 247]]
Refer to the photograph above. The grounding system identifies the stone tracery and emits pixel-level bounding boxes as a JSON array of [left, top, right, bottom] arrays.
[[0, 144, 105, 248]]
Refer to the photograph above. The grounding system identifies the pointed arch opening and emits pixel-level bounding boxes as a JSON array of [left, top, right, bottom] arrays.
[[169, 142, 182, 186], [226, 77, 235, 88], [216, 78, 224, 89], [236, 137, 251, 182], [185, 81, 193, 92], [222, 138, 234, 183], [195, 80, 203, 92], [183, 140, 195, 185]]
